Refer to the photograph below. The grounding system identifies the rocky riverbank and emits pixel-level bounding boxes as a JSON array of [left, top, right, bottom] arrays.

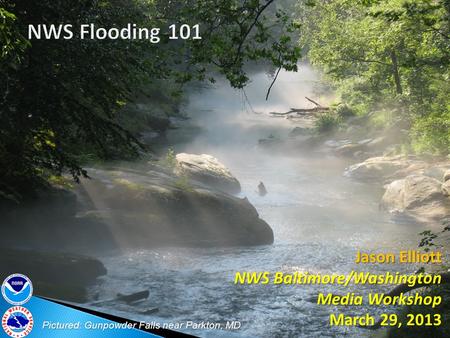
[[259, 114, 450, 228], [0, 153, 273, 302], [346, 156, 450, 225], [1, 154, 272, 251], [78, 161, 272, 248]]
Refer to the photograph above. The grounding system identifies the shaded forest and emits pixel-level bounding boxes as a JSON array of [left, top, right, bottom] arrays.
[[0, 2, 449, 337], [0, 0, 300, 201], [297, 0, 449, 155], [1, 0, 448, 202]]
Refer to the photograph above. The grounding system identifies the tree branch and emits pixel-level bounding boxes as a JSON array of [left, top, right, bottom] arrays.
[[270, 107, 330, 116], [305, 96, 322, 107], [266, 66, 281, 100], [231, 0, 276, 66]]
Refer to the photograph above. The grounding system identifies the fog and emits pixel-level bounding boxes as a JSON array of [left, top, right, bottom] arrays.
[[1, 63, 427, 337], [171, 64, 328, 151], [89, 64, 425, 338]]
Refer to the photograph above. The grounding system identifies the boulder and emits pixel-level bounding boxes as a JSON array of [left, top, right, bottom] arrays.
[[344, 156, 412, 181], [174, 153, 241, 194], [444, 170, 450, 182], [442, 180, 450, 197], [78, 167, 273, 247], [381, 175, 450, 223]]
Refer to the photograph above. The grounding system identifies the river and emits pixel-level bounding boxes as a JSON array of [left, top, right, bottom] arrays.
[[94, 66, 424, 337]]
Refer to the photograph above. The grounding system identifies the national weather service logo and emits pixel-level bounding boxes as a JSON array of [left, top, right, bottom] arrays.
[[1, 274, 33, 306], [2, 306, 34, 337]]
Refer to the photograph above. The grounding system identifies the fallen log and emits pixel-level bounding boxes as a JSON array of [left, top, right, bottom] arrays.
[[305, 96, 323, 107], [270, 107, 330, 116]]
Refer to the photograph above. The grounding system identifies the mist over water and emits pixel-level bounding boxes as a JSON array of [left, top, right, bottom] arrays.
[[174, 65, 323, 150], [96, 65, 424, 337]]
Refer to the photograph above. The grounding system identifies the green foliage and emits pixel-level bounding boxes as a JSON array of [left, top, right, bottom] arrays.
[[174, 175, 194, 192], [160, 148, 177, 169], [0, 0, 301, 200], [47, 175, 74, 190], [411, 111, 450, 156], [314, 112, 341, 133], [0, 7, 28, 65], [297, 0, 450, 154], [334, 103, 356, 118], [369, 110, 395, 130], [417, 222, 450, 268], [418, 230, 439, 253]]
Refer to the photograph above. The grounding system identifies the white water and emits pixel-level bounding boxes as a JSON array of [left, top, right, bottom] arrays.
[[94, 66, 424, 337]]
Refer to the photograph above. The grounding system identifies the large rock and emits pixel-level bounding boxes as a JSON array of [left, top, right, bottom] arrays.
[[444, 170, 450, 182], [381, 175, 450, 223], [0, 165, 272, 251], [442, 180, 450, 197], [175, 153, 241, 194], [78, 167, 273, 247], [344, 156, 413, 181]]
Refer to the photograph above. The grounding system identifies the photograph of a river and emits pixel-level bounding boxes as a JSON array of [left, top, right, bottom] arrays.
[[94, 66, 422, 337], [2, 2, 449, 338]]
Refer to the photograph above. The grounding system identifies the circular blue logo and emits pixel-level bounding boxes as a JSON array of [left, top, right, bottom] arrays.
[[1, 274, 33, 305], [2, 307, 34, 337]]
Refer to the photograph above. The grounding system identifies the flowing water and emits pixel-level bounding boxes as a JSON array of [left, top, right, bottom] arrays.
[[94, 66, 425, 337]]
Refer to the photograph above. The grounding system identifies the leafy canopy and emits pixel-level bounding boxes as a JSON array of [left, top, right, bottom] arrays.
[[296, 0, 449, 155], [0, 0, 301, 201]]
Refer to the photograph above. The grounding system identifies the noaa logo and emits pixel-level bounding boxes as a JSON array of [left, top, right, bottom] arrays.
[[2, 306, 34, 337], [1, 274, 33, 306]]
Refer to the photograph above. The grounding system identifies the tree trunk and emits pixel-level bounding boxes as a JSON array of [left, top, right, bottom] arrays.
[[390, 50, 403, 95]]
